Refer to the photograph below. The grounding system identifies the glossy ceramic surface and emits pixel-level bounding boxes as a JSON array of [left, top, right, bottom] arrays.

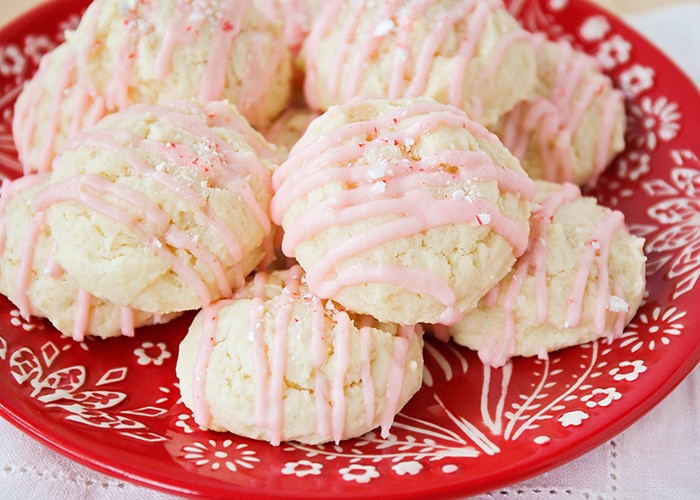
[[0, 0, 698, 498]]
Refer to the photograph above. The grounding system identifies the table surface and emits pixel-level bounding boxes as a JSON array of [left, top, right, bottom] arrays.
[[0, 1, 698, 500]]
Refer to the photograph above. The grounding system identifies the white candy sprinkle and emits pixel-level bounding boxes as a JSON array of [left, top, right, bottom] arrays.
[[591, 239, 601, 250], [371, 181, 387, 194], [119, 0, 137, 14], [368, 163, 387, 179], [474, 213, 491, 226], [374, 19, 395, 37], [451, 189, 466, 200], [189, 10, 205, 22], [608, 295, 629, 313]]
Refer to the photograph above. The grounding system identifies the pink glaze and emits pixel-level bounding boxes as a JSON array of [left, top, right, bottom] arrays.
[[279, 0, 321, 56], [119, 306, 136, 337], [358, 321, 376, 427], [72, 289, 92, 342], [499, 35, 624, 185], [191, 266, 421, 445], [271, 99, 535, 321], [32, 102, 273, 309], [330, 310, 351, 443], [304, 0, 510, 118], [192, 300, 230, 427], [15, 212, 46, 320], [248, 270, 270, 427], [380, 325, 416, 438], [476, 184, 630, 367], [43, 240, 64, 279], [565, 209, 625, 330], [309, 293, 331, 437]]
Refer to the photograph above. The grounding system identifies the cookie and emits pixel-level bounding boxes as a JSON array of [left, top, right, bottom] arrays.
[[493, 35, 626, 186], [262, 106, 319, 162], [302, 0, 537, 127], [34, 99, 277, 315], [446, 180, 646, 367], [68, 0, 292, 128], [13, 0, 292, 175], [176, 266, 424, 445], [12, 42, 108, 175], [0, 175, 178, 340], [271, 96, 536, 325]]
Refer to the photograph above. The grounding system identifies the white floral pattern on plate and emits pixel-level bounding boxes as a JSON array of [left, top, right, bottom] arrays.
[[0, 0, 697, 498]]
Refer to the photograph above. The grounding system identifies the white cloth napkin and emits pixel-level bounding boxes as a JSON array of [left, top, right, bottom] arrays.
[[0, 3, 698, 500]]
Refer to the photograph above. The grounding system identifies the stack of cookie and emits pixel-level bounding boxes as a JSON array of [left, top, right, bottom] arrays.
[[0, 0, 646, 446]]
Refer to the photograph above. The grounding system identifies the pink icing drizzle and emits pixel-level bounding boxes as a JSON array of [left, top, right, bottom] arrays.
[[191, 265, 420, 444], [192, 300, 227, 427], [380, 324, 416, 438], [31, 102, 273, 309], [304, 0, 517, 121], [72, 289, 92, 342], [271, 99, 534, 320]]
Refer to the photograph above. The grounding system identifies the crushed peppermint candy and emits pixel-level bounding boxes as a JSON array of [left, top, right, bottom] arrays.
[[374, 19, 395, 37], [474, 213, 491, 226], [451, 189, 466, 200], [118, 0, 137, 15], [608, 295, 629, 313], [371, 180, 387, 194], [368, 162, 390, 180], [396, 47, 409, 61]]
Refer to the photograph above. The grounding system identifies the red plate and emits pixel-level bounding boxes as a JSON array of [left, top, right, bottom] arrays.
[[0, 0, 698, 498]]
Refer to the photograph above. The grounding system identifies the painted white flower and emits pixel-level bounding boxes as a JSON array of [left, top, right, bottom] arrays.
[[23, 35, 55, 65], [338, 464, 380, 484], [9, 309, 44, 332], [580, 16, 610, 42], [0, 44, 26, 77], [181, 439, 259, 472], [558, 410, 589, 427], [616, 151, 650, 181], [596, 35, 632, 70], [581, 387, 622, 408], [282, 460, 323, 477], [619, 307, 685, 352], [392, 461, 423, 476], [627, 96, 681, 150], [610, 360, 648, 382], [175, 413, 200, 434], [618, 64, 655, 97], [548, 0, 568, 11], [134, 341, 172, 366]]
